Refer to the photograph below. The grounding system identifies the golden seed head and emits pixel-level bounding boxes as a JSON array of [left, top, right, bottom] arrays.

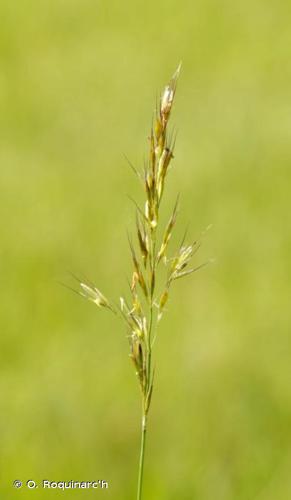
[[160, 63, 181, 123], [157, 289, 169, 322], [159, 289, 168, 309], [132, 294, 142, 315], [131, 271, 139, 291], [161, 85, 175, 116], [80, 282, 109, 308]]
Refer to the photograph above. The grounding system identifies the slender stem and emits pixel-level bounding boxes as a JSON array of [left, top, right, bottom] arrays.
[[137, 256, 154, 500], [147, 305, 153, 391], [147, 228, 156, 387], [137, 413, 147, 500]]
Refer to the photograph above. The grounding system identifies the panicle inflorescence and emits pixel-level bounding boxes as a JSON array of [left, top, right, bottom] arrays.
[[75, 64, 209, 417]]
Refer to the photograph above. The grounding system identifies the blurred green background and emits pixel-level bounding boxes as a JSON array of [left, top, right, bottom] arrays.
[[1, 1, 291, 498]]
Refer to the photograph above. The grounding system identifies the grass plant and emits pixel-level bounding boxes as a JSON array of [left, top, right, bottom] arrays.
[[74, 66, 209, 500]]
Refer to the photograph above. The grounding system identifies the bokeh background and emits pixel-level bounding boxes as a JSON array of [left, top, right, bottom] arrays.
[[1, 1, 291, 498]]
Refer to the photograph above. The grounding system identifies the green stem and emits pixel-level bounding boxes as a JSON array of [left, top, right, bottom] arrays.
[[137, 224, 156, 500], [147, 305, 153, 391], [137, 293, 153, 500], [147, 227, 156, 387], [137, 413, 147, 500]]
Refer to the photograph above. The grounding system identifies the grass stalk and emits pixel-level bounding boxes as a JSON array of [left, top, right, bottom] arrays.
[[137, 412, 147, 500], [73, 63, 209, 499]]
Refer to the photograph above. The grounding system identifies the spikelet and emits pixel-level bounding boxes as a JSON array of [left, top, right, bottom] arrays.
[[157, 196, 179, 263], [79, 282, 112, 310], [136, 214, 149, 267], [160, 64, 181, 126], [130, 338, 145, 390], [157, 288, 169, 322], [156, 147, 174, 201], [128, 237, 148, 298]]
